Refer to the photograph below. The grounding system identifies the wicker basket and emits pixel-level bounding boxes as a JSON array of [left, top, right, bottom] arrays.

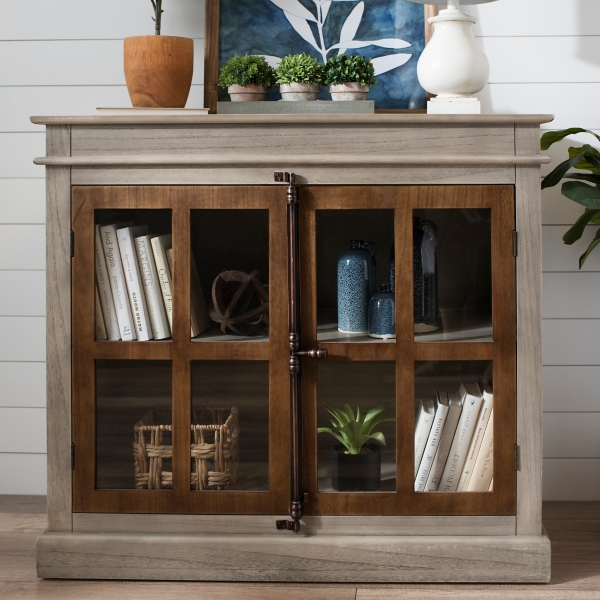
[[133, 406, 239, 490]]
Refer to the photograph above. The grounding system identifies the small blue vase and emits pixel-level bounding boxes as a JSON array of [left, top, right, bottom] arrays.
[[368, 284, 396, 339], [337, 240, 377, 333]]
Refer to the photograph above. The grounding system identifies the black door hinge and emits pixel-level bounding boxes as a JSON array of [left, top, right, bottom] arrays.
[[71, 443, 75, 470], [70, 230, 74, 258], [515, 444, 521, 471], [512, 231, 518, 257]]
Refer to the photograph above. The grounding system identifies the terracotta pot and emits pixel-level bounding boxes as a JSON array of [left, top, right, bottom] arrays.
[[329, 82, 370, 101], [124, 36, 194, 108], [228, 84, 267, 102], [279, 82, 320, 101]]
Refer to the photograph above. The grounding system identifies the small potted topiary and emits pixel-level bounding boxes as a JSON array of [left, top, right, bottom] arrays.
[[218, 55, 277, 102], [275, 53, 323, 101], [324, 55, 377, 101]]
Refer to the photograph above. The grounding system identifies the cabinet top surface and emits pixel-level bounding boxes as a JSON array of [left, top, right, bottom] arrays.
[[31, 113, 554, 126]]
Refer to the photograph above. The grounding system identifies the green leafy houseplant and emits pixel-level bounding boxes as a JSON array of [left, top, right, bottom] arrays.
[[150, 0, 163, 35], [541, 128, 600, 268], [218, 55, 277, 89], [318, 403, 395, 455], [324, 55, 377, 87], [275, 53, 324, 85]]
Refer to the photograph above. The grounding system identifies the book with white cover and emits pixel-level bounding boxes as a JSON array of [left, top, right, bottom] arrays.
[[414, 399, 436, 478], [94, 285, 108, 341], [117, 225, 153, 341], [100, 223, 136, 340], [151, 235, 173, 329], [190, 253, 211, 338], [439, 383, 483, 492], [468, 408, 494, 492], [94, 225, 120, 340], [415, 391, 450, 491], [135, 234, 171, 340], [424, 390, 463, 491], [456, 380, 494, 491]]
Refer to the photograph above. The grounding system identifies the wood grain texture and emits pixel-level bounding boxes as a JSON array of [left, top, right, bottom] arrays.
[[203, 0, 219, 114], [45, 125, 72, 533], [515, 125, 544, 536], [36, 531, 551, 582]]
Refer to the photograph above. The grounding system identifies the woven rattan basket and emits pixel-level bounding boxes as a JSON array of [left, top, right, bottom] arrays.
[[133, 406, 239, 490]]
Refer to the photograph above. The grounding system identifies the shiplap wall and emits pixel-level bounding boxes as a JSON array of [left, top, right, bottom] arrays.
[[1, 0, 598, 499]]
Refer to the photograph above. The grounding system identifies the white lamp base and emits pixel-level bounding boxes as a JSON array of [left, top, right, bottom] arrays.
[[427, 95, 481, 115]]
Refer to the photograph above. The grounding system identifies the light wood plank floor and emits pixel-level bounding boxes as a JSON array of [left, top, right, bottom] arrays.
[[1, 496, 599, 599]]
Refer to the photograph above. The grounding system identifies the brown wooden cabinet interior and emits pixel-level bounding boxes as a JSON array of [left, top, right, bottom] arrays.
[[71, 184, 516, 516]]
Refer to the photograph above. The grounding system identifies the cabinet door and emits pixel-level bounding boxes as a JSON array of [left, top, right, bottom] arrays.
[[300, 186, 516, 516], [71, 186, 289, 514]]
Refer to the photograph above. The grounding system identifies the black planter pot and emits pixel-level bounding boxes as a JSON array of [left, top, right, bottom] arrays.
[[331, 443, 381, 492]]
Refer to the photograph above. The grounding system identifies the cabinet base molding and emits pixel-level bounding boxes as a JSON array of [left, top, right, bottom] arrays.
[[37, 531, 551, 583]]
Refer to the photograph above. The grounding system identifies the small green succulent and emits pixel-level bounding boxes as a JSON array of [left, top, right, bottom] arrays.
[[218, 55, 277, 89], [318, 404, 395, 455], [275, 53, 324, 85], [324, 54, 377, 87]]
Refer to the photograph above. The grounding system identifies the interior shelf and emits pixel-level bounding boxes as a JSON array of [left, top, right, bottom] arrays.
[[414, 311, 492, 343], [192, 326, 269, 343]]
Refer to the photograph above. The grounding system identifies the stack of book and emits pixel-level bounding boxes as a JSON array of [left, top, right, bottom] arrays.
[[414, 381, 494, 493], [94, 223, 211, 341]]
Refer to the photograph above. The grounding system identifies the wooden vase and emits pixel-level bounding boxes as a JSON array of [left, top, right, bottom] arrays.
[[124, 36, 194, 108]]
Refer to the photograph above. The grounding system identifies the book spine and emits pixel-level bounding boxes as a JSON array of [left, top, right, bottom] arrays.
[[94, 284, 108, 341], [135, 236, 170, 340], [190, 253, 211, 337], [488, 477, 494, 492], [415, 402, 449, 491], [100, 224, 136, 340], [468, 409, 494, 492], [151, 236, 173, 329], [414, 404, 435, 479], [94, 225, 120, 340]]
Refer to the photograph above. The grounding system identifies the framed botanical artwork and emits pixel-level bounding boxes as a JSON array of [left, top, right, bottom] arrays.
[[204, 0, 438, 113]]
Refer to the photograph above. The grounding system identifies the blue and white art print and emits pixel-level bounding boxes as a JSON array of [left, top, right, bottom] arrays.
[[218, 0, 427, 109]]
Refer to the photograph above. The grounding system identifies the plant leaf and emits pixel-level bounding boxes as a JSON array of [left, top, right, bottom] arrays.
[[541, 152, 589, 189], [284, 11, 320, 52], [579, 228, 600, 268], [541, 128, 600, 151], [337, 1, 364, 55], [329, 38, 411, 51], [369, 431, 386, 446], [371, 53, 412, 76], [344, 403, 355, 422], [561, 181, 600, 209], [568, 146, 600, 174], [562, 210, 597, 245], [563, 173, 600, 185], [269, 0, 317, 22]]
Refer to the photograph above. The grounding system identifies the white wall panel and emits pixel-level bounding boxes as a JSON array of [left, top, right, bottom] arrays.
[[543, 273, 600, 318], [0, 271, 45, 315], [0, 317, 45, 361], [0, 179, 45, 223], [543, 459, 600, 500], [0, 40, 204, 86], [0, 133, 45, 178], [0, 224, 45, 270], [0, 362, 45, 408], [544, 413, 600, 458], [543, 320, 600, 366], [0, 407, 46, 453], [0, 453, 46, 495], [0, 0, 205, 41], [542, 226, 600, 272], [544, 366, 600, 412]]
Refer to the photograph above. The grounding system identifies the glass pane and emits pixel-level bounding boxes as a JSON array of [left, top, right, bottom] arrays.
[[191, 361, 269, 491], [96, 360, 172, 490], [190, 209, 269, 342], [414, 361, 494, 493], [317, 362, 396, 493], [413, 209, 492, 342], [94, 209, 172, 342], [316, 209, 395, 343]]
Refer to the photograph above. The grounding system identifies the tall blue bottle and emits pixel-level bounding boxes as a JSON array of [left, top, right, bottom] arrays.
[[337, 240, 377, 333]]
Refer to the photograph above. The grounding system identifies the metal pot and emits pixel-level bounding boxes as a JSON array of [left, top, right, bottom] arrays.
[[331, 443, 381, 492]]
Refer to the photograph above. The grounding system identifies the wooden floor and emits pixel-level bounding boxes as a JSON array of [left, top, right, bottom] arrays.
[[1, 496, 599, 599]]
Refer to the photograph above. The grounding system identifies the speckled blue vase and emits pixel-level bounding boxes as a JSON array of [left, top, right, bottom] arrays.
[[337, 240, 377, 334], [414, 217, 439, 333], [368, 284, 396, 339]]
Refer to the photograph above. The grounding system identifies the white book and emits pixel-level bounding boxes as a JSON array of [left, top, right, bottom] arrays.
[[117, 225, 153, 341], [94, 225, 120, 340], [439, 383, 483, 492], [190, 253, 211, 338], [100, 223, 136, 340], [151, 235, 173, 330], [414, 399, 436, 478], [456, 381, 494, 491], [488, 477, 494, 492], [135, 234, 171, 340], [415, 391, 450, 491], [424, 391, 463, 491], [468, 408, 494, 492], [94, 284, 108, 341]]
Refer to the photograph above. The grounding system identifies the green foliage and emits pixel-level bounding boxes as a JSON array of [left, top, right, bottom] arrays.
[[317, 404, 395, 455], [275, 53, 324, 85], [324, 54, 377, 87], [218, 55, 277, 88], [150, 0, 163, 35], [541, 129, 600, 268]]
